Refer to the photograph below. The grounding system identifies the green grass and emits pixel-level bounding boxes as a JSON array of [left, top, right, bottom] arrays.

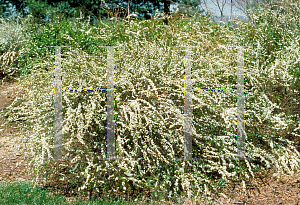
[[0, 180, 191, 205], [0, 181, 138, 205], [0, 181, 67, 205]]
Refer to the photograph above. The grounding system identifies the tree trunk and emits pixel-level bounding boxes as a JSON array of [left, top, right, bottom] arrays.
[[163, 0, 171, 25]]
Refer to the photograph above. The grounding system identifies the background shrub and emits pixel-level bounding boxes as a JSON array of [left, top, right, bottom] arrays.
[[0, 13, 32, 82]]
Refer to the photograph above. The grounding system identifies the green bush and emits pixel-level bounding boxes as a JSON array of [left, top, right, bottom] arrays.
[[0, 14, 33, 82], [232, 0, 300, 146], [2, 5, 300, 204], [233, 0, 300, 90], [17, 15, 108, 78]]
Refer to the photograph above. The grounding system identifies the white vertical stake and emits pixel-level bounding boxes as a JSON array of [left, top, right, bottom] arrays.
[[184, 46, 193, 160], [106, 46, 115, 160], [54, 46, 62, 160], [236, 46, 245, 160]]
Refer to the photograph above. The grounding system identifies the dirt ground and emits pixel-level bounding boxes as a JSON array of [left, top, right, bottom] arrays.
[[0, 79, 36, 184], [1, 79, 300, 204]]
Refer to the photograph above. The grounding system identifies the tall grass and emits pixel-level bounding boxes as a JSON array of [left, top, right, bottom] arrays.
[[0, 1, 299, 203]]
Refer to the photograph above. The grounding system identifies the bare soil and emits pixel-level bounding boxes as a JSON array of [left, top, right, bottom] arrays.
[[0, 79, 36, 184], [1, 79, 300, 204]]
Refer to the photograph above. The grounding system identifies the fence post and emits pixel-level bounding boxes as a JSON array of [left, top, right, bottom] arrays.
[[54, 46, 63, 160], [184, 46, 193, 160], [106, 46, 115, 160], [236, 46, 245, 160]]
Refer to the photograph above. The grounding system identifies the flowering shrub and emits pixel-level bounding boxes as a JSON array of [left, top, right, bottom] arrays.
[[0, 14, 33, 82], [2, 5, 300, 203]]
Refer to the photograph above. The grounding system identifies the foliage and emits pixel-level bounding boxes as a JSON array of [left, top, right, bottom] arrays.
[[0, 0, 10, 18], [0, 13, 33, 83], [15, 8, 200, 78], [232, 0, 300, 131], [1, 4, 300, 204], [22, 0, 107, 21], [7, 0, 206, 25], [0, 0, 29, 18], [16, 14, 105, 78]]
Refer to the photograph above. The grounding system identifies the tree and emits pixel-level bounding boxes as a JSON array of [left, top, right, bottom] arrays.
[[168, 0, 204, 17], [233, 0, 281, 26], [0, 0, 10, 17], [0, 0, 130, 22], [2, 0, 205, 25], [211, 0, 228, 20], [161, 0, 205, 24], [0, 0, 29, 18]]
